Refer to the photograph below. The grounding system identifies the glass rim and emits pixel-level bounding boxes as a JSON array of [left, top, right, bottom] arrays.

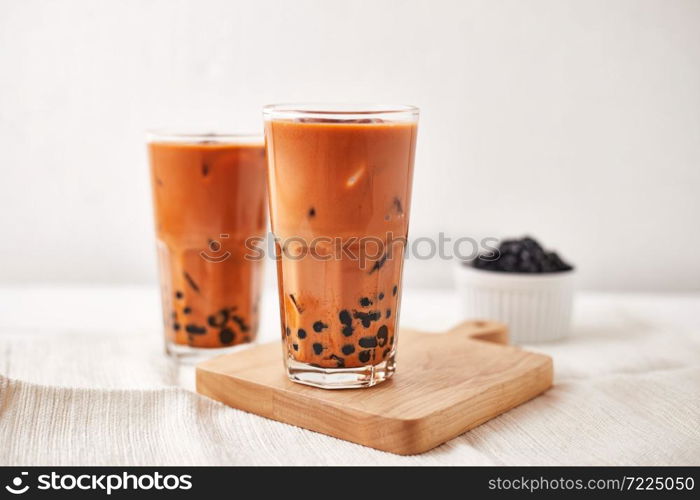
[[146, 130, 264, 144], [262, 103, 419, 119]]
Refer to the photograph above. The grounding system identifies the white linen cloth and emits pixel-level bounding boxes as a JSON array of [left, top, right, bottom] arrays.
[[0, 286, 698, 465]]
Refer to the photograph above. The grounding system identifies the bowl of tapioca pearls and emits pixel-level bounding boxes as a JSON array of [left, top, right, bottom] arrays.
[[455, 236, 576, 344]]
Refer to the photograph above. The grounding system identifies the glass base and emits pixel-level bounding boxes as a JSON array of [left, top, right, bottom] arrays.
[[165, 339, 254, 364], [286, 352, 396, 389]]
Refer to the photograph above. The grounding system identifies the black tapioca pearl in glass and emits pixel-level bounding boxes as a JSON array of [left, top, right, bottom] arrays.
[[313, 321, 328, 332], [352, 310, 381, 328], [285, 326, 291, 337], [359, 297, 372, 307], [389, 336, 394, 346], [175, 291, 184, 299], [368, 253, 387, 275], [185, 324, 206, 335], [173, 322, 180, 331], [383, 348, 390, 358], [292, 343, 299, 351], [312, 343, 324, 355], [219, 328, 235, 344], [341, 344, 355, 355], [358, 350, 371, 363], [359, 336, 378, 348], [297, 328, 307, 339], [339, 310, 354, 336], [289, 294, 304, 314], [328, 354, 345, 368], [392, 197, 403, 215], [386, 308, 391, 319], [392, 285, 398, 296], [308, 207, 316, 218], [183, 306, 192, 315], [202, 163, 210, 177], [232, 315, 250, 332], [376, 325, 389, 347], [208, 309, 229, 328], [378, 292, 385, 300], [183, 272, 200, 293]]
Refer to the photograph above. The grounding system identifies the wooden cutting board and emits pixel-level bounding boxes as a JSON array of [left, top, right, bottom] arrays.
[[196, 320, 553, 455]]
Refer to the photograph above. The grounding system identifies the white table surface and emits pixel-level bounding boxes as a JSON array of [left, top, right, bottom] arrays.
[[0, 286, 699, 465]]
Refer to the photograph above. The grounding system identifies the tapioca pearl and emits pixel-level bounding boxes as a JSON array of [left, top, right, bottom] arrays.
[[368, 254, 387, 275], [392, 285, 398, 296], [173, 323, 181, 331], [359, 336, 378, 348], [383, 348, 390, 358], [183, 306, 192, 315], [359, 297, 372, 307], [341, 344, 355, 355], [352, 310, 381, 328], [183, 272, 200, 293], [329, 354, 345, 368], [297, 328, 307, 339], [312, 343, 324, 355], [339, 310, 354, 336], [376, 325, 388, 347], [313, 321, 328, 332], [289, 294, 304, 314], [232, 315, 250, 332], [292, 343, 299, 351], [185, 324, 206, 335], [378, 292, 385, 300], [389, 336, 394, 346], [358, 350, 371, 363], [175, 291, 184, 299], [285, 326, 291, 336], [208, 309, 229, 328], [219, 328, 235, 344], [392, 197, 403, 215], [386, 308, 391, 319]]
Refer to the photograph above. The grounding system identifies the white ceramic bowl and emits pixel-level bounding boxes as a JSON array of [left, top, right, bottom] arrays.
[[454, 264, 575, 344]]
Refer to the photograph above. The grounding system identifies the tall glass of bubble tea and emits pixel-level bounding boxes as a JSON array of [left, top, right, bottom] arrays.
[[148, 132, 267, 361], [263, 104, 418, 388]]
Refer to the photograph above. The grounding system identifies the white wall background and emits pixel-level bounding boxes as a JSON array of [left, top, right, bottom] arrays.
[[0, 0, 698, 291]]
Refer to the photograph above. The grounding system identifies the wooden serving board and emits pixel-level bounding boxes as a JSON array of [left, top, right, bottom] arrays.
[[196, 320, 553, 455]]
